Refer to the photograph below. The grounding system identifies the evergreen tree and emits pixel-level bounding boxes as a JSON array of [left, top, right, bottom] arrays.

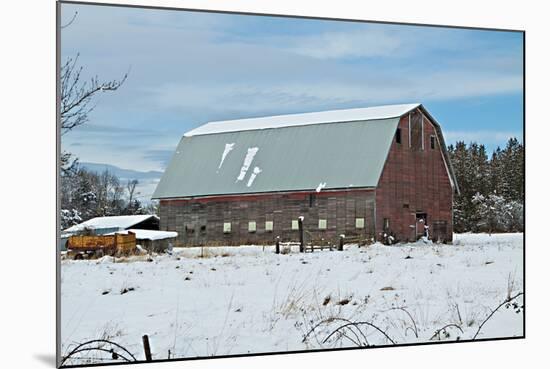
[[448, 137, 523, 233], [471, 192, 508, 233], [502, 138, 524, 202], [448, 142, 471, 232]]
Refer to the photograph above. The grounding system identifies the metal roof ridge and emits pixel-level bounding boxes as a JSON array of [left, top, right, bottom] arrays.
[[184, 103, 420, 137]]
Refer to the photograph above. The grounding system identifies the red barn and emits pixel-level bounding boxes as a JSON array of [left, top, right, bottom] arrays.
[[153, 103, 459, 246]]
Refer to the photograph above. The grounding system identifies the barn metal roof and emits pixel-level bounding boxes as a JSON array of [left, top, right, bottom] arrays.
[[153, 103, 458, 199], [185, 103, 420, 137]]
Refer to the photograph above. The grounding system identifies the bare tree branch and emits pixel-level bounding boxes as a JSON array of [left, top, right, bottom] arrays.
[[323, 321, 396, 345], [472, 292, 523, 340], [60, 53, 128, 135], [383, 306, 418, 338], [61, 11, 78, 29], [430, 323, 464, 341]]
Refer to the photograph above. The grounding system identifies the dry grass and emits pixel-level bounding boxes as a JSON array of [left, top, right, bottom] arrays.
[[111, 254, 154, 263], [280, 247, 291, 255], [337, 298, 351, 306]]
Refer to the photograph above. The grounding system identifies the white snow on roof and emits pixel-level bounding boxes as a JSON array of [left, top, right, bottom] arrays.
[[217, 143, 235, 171], [315, 182, 327, 192], [246, 166, 262, 187], [110, 229, 178, 241], [185, 103, 420, 137], [236, 147, 259, 182], [64, 215, 158, 233]]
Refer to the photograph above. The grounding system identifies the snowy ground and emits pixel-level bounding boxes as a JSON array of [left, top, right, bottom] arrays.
[[60, 233, 524, 365]]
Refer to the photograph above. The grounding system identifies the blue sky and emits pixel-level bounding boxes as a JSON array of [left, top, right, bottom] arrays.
[[60, 3, 523, 198]]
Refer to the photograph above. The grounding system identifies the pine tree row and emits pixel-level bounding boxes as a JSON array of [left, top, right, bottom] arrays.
[[447, 138, 524, 233]]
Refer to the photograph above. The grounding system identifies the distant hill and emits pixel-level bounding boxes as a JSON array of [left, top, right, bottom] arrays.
[[80, 162, 163, 181]]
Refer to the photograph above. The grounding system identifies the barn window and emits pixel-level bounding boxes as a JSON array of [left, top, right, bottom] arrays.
[[185, 224, 194, 234], [291, 220, 299, 230], [265, 221, 273, 232], [248, 221, 256, 233], [355, 218, 365, 229], [318, 219, 327, 230], [395, 128, 402, 144], [430, 135, 436, 150], [383, 218, 390, 231], [200, 225, 206, 234], [223, 222, 231, 233]]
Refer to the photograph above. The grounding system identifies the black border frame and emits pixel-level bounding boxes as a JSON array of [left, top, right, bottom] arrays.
[[56, 1, 526, 367]]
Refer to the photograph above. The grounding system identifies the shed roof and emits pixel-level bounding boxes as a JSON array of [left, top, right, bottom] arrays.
[[108, 229, 178, 241], [153, 103, 458, 199], [64, 215, 159, 233]]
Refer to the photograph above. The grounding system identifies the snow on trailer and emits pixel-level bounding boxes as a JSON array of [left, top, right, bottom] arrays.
[[109, 229, 178, 241], [63, 214, 160, 235], [108, 229, 179, 253]]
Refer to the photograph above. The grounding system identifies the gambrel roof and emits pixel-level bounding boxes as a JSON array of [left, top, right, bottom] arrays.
[[153, 103, 458, 199]]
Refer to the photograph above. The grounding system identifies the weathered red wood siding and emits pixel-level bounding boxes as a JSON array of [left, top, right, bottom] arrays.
[[375, 110, 453, 242], [159, 189, 376, 247]]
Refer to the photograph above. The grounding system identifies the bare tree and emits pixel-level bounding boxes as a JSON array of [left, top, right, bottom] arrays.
[[127, 179, 139, 205], [61, 150, 79, 176], [59, 12, 128, 173], [60, 53, 128, 135]]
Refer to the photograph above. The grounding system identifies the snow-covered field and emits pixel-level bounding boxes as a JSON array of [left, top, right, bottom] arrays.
[[60, 233, 524, 364]]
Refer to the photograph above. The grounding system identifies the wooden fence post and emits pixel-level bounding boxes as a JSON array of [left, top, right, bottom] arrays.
[[338, 234, 344, 251], [142, 335, 152, 362], [298, 216, 304, 253], [275, 236, 280, 254]]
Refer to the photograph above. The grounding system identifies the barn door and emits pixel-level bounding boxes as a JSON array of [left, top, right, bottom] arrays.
[[415, 213, 427, 240], [432, 221, 448, 243]]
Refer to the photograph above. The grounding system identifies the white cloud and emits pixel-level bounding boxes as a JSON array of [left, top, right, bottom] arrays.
[[144, 67, 522, 117], [283, 29, 404, 59]]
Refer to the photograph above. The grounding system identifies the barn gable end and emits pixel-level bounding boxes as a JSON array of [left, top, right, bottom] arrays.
[[375, 107, 454, 242]]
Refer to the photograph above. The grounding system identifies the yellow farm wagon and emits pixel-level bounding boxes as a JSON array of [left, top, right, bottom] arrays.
[[67, 232, 137, 258]]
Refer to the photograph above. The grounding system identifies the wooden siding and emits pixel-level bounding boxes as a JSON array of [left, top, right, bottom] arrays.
[[375, 111, 453, 242], [159, 189, 376, 246], [67, 233, 136, 254]]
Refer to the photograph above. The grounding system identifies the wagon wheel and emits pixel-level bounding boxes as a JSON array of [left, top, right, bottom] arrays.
[[60, 339, 138, 366]]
